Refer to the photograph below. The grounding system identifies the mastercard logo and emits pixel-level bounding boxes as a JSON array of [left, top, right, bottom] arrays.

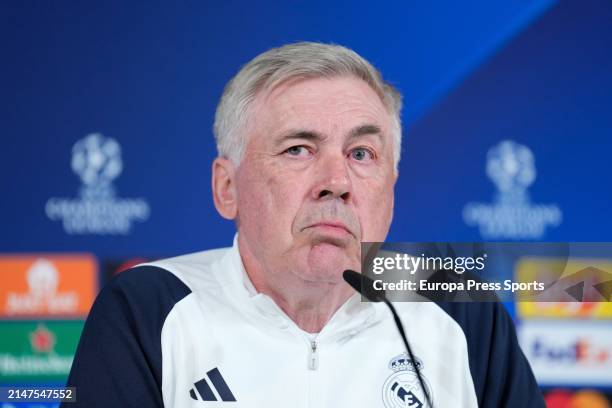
[[545, 389, 610, 408]]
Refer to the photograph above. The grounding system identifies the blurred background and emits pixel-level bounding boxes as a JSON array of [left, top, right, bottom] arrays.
[[1, 0, 611, 406]]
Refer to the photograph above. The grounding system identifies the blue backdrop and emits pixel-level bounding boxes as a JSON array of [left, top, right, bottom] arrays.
[[2, 0, 611, 403]]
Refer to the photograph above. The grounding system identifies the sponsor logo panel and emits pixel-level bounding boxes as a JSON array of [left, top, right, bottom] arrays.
[[0, 321, 83, 384], [543, 388, 612, 407], [0, 255, 97, 318], [519, 321, 612, 386], [517, 258, 612, 318]]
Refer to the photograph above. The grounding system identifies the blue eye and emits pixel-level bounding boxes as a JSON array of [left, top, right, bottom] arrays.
[[284, 145, 311, 157], [351, 147, 374, 161]]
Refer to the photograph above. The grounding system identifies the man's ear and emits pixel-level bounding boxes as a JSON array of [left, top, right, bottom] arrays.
[[212, 157, 238, 220]]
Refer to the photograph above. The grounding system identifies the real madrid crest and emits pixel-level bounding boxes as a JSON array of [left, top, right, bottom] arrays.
[[382, 353, 432, 408]]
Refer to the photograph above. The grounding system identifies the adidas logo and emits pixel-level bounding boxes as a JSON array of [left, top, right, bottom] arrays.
[[189, 367, 237, 402]]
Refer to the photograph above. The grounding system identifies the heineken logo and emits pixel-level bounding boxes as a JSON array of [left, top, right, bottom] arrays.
[[30, 324, 56, 353], [0, 321, 83, 383]]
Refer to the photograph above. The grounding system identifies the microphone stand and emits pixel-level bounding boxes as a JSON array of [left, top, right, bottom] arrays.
[[343, 269, 433, 408]]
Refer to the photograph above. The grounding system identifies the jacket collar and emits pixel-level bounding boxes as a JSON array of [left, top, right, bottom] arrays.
[[213, 234, 386, 341]]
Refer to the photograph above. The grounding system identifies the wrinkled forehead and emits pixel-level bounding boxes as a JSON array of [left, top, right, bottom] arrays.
[[245, 75, 395, 143]]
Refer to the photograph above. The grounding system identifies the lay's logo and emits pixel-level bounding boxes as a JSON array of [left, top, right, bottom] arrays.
[[516, 258, 612, 319], [0, 255, 97, 318]]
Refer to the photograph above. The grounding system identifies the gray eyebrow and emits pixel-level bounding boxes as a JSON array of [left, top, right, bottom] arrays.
[[348, 124, 382, 139], [274, 124, 382, 147], [275, 130, 324, 146]]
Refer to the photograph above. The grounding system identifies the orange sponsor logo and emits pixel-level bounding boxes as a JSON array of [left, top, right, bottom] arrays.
[[0, 255, 97, 317]]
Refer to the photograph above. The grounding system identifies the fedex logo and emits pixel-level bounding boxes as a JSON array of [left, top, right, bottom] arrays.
[[531, 338, 610, 365], [519, 321, 612, 385]]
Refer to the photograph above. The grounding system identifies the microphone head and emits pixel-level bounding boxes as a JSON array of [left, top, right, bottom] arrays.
[[343, 270, 384, 302], [343, 269, 362, 293]]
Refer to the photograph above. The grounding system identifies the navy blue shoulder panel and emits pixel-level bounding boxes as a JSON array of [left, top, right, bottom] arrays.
[[62, 266, 191, 408], [435, 301, 545, 408]]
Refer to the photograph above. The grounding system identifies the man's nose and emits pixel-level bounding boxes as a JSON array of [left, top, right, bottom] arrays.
[[312, 153, 352, 201]]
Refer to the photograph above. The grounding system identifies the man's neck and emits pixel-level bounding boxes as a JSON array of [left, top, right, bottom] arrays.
[[253, 278, 353, 333], [237, 238, 353, 333]]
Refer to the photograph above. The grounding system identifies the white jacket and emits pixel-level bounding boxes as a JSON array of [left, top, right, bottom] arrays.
[[64, 237, 544, 407]]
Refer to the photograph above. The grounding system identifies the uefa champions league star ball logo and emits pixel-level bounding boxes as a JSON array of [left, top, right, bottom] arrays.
[[45, 133, 150, 235], [486, 140, 535, 203], [382, 353, 432, 408], [71, 133, 123, 197], [463, 140, 561, 240]]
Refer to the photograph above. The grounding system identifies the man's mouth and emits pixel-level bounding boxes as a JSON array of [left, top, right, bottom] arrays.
[[308, 221, 353, 238]]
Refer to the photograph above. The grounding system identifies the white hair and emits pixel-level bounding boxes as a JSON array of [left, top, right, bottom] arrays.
[[213, 42, 403, 169]]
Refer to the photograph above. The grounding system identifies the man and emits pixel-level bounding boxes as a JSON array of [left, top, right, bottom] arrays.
[[64, 42, 544, 407]]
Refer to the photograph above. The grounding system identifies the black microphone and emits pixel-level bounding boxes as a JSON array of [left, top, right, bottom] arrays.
[[343, 269, 433, 408]]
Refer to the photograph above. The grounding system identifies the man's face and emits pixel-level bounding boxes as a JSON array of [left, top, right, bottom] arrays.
[[234, 76, 397, 284]]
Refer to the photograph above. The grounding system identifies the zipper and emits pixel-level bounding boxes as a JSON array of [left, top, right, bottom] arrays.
[[308, 340, 319, 370], [306, 339, 318, 408]]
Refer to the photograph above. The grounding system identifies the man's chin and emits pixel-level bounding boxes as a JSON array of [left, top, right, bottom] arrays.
[[300, 242, 357, 283]]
